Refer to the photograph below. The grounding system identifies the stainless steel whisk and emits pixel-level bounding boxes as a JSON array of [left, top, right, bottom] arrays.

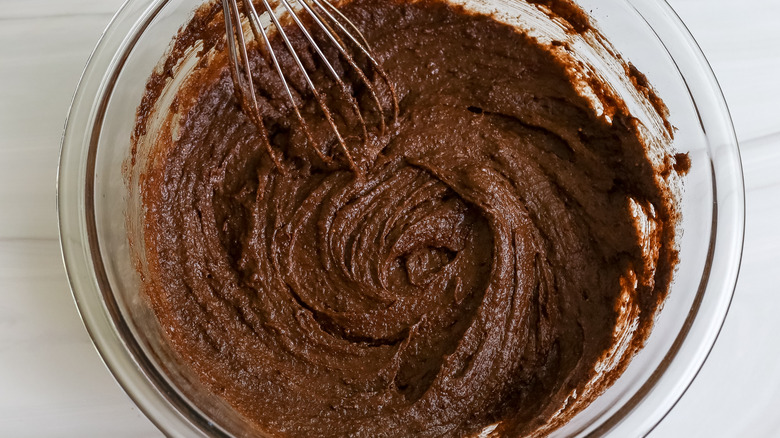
[[222, 0, 398, 171]]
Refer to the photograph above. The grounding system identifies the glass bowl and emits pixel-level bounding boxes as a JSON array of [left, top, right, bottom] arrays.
[[57, 0, 744, 436]]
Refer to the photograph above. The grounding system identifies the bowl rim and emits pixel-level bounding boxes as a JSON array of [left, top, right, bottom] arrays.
[[57, 0, 745, 436]]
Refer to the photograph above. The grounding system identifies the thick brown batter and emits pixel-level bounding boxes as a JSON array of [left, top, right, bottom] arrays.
[[135, 0, 682, 436]]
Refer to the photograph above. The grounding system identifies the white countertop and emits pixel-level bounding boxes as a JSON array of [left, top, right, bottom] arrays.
[[1, 0, 778, 436]]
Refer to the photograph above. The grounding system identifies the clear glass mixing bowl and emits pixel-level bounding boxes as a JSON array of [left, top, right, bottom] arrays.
[[58, 0, 744, 436]]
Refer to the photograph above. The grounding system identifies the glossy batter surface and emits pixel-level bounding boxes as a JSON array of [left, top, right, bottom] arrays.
[[136, 0, 680, 436]]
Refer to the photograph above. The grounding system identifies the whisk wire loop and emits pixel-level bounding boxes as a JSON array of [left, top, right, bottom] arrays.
[[222, 0, 398, 172]]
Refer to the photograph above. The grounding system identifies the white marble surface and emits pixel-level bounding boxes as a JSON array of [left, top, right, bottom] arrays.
[[0, 0, 778, 436]]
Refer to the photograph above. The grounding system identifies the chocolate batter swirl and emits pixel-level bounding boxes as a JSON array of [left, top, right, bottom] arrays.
[[136, 0, 680, 436]]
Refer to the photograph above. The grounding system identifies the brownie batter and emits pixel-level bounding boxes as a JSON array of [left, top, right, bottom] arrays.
[[134, 0, 683, 436]]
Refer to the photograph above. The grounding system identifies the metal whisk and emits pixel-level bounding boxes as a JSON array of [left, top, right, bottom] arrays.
[[221, 0, 398, 171]]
